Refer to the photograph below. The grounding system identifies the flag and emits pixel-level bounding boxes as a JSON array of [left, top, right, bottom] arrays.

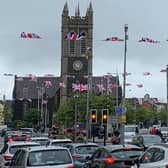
[[138, 98, 143, 105], [160, 69, 167, 72], [27, 74, 37, 82], [104, 37, 124, 41], [143, 72, 151, 76], [96, 84, 105, 92], [125, 83, 131, 86], [16, 77, 24, 81], [44, 80, 52, 88], [72, 83, 88, 92], [122, 72, 131, 77], [21, 32, 41, 39], [136, 84, 143, 88], [65, 32, 85, 41], [138, 37, 160, 43], [3, 73, 14, 76], [59, 82, 66, 88]]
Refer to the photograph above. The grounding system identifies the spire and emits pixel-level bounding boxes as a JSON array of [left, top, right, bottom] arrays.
[[86, 2, 93, 16], [62, 1, 69, 15], [75, 2, 80, 16], [88, 2, 93, 12]]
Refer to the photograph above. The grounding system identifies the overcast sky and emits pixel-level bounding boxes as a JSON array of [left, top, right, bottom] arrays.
[[0, 0, 167, 102]]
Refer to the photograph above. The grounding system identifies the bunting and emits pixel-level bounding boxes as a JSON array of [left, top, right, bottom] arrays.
[[21, 32, 41, 39], [104, 37, 124, 41], [96, 84, 106, 92], [138, 37, 160, 43], [72, 83, 88, 92]]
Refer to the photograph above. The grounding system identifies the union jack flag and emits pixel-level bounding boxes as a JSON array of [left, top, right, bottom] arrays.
[[143, 72, 151, 76], [72, 83, 88, 92], [44, 80, 52, 88], [96, 84, 106, 92]]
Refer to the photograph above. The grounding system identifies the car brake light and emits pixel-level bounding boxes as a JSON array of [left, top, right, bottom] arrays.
[[72, 154, 81, 159], [165, 164, 168, 168], [103, 157, 115, 164], [17, 133, 22, 137], [8, 138, 14, 143], [3, 155, 12, 161], [25, 137, 30, 141], [66, 166, 75, 168]]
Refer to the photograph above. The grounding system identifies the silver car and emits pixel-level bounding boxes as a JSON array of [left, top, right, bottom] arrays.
[[133, 144, 168, 168], [7, 146, 74, 168]]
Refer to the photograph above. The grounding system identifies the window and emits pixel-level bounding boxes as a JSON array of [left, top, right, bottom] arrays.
[[141, 147, 165, 163]]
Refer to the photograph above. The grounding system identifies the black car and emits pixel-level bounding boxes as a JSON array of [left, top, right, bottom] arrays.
[[83, 144, 143, 168]]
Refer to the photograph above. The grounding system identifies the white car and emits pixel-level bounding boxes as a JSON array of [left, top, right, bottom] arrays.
[[30, 137, 49, 146], [7, 146, 74, 168], [0, 141, 40, 168], [46, 138, 72, 147], [133, 144, 168, 168]]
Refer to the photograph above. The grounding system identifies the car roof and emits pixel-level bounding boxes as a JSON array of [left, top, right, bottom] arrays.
[[48, 138, 72, 142], [66, 142, 99, 147], [31, 137, 48, 140], [7, 141, 40, 146], [23, 146, 69, 152], [104, 144, 142, 151]]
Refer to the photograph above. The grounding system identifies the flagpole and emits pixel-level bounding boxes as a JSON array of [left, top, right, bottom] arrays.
[[121, 24, 128, 146]]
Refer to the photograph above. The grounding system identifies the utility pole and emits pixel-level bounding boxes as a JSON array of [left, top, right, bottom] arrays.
[[166, 65, 168, 126], [121, 24, 128, 146]]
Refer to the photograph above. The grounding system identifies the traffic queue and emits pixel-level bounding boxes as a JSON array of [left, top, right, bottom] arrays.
[[0, 125, 168, 168]]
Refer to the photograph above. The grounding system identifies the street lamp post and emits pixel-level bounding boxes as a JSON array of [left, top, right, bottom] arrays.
[[167, 65, 168, 127], [74, 95, 79, 143], [121, 24, 128, 146], [86, 47, 92, 143]]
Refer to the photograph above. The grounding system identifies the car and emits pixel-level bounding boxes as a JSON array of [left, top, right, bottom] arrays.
[[132, 134, 162, 150], [30, 136, 49, 146], [3, 131, 31, 144], [7, 146, 75, 168], [0, 141, 40, 168], [160, 127, 168, 139], [133, 144, 168, 168], [46, 138, 72, 147], [65, 143, 99, 168], [83, 144, 143, 168]]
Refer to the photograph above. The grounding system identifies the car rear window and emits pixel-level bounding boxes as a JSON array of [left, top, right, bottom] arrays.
[[51, 141, 72, 147], [75, 145, 98, 154], [27, 149, 72, 166], [111, 149, 143, 159], [9, 144, 40, 154]]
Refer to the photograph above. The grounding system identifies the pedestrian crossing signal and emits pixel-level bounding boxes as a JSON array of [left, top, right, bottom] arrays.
[[102, 109, 108, 124], [91, 109, 97, 124]]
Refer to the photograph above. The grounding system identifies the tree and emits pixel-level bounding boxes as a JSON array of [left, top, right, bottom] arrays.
[[55, 93, 115, 127], [24, 108, 39, 127]]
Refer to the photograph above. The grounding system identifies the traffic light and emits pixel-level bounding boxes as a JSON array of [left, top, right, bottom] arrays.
[[102, 109, 108, 124], [91, 109, 97, 124]]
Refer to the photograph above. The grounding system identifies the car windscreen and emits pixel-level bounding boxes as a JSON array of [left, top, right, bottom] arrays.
[[27, 149, 72, 166], [75, 145, 98, 154], [9, 144, 40, 154]]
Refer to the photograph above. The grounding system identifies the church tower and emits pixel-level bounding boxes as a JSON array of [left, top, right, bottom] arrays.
[[60, 2, 93, 104]]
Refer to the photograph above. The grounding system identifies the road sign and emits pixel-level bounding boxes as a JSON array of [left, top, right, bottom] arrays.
[[115, 106, 126, 115]]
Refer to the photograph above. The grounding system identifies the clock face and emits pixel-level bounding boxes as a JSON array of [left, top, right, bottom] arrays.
[[73, 60, 83, 71]]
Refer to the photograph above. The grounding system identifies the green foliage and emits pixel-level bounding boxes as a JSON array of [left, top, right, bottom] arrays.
[[24, 108, 39, 127], [55, 93, 115, 127]]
